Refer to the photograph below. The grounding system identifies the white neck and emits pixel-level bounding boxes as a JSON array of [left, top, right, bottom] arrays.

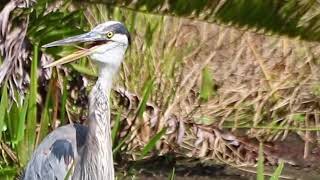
[[95, 63, 118, 95], [73, 61, 123, 180]]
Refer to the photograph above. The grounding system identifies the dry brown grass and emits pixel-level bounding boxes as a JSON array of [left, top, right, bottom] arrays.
[[91, 11, 320, 173]]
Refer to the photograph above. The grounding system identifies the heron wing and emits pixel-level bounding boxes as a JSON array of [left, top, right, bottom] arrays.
[[21, 124, 88, 180]]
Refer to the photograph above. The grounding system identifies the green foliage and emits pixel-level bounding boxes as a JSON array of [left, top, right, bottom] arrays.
[[292, 113, 305, 122], [111, 111, 121, 146], [257, 143, 285, 180], [15, 94, 28, 144], [140, 128, 166, 158], [71, 63, 97, 77], [169, 167, 175, 180], [270, 161, 284, 180], [137, 79, 154, 119], [13, 0, 88, 166], [24, 44, 39, 163], [64, 161, 75, 180], [311, 83, 320, 97], [60, 76, 68, 125], [112, 133, 131, 155], [0, 82, 8, 140], [0, 0, 88, 168], [195, 116, 216, 125], [257, 143, 265, 180], [28, 5, 84, 46], [84, 0, 320, 42], [200, 67, 214, 101], [38, 79, 53, 141], [0, 167, 17, 179]]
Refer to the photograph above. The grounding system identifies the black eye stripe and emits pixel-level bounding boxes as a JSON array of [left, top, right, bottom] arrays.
[[104, 24, 127, 34]]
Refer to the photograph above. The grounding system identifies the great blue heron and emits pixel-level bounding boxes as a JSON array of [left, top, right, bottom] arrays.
[[22, 21, 130, 180]]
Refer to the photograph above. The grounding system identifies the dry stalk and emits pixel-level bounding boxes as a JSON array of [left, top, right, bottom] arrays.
[[246, 34, 273, 90]]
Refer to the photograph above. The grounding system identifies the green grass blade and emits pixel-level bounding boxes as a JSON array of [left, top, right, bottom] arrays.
[[71, 63, 97, 77], [16, 94, 29, 143], [137, 79, 154, 118], [140, 128, 166, 158], [112, 133, 130, 155], [0, 81, 8, 140], [111, 111, 121, 146], [60, 76, 68, 125], [0, 167, 17, 176], [16, 95, 29, 165], [169, 167, 175, 180], [64, 160, 75, 180], [270, 161, 284, 180], [9, 99, 20, 144], [25, 43, 39, 160], [38, 79, 53, 142], [257, 142, 264, 180], [200, 67, 214, 101]]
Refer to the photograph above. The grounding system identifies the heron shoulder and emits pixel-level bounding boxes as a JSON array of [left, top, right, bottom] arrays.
[[22, 124, 88, 180]]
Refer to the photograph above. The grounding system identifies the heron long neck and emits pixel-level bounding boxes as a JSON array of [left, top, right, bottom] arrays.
[[74, 64, 117, 180]]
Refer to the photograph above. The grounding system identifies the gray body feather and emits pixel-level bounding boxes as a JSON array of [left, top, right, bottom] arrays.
[[22, 82, 113, 180], [22, 124, 88, 180]]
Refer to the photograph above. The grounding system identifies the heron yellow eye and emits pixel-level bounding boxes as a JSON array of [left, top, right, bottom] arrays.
[[106, 32, 114, 38]]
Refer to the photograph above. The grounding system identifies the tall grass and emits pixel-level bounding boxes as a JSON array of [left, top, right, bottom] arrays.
[[257, 143, 285, 180], [24, 43, 39, 164]]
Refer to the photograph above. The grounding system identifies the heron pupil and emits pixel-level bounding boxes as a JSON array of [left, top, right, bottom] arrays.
[[107, 32, 113, 38]]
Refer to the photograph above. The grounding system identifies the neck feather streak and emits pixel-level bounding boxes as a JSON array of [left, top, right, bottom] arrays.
[[73, 65, 116, 180]]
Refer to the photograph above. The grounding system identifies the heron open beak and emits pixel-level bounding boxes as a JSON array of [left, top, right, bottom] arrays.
[[42, 32, 108, 68]]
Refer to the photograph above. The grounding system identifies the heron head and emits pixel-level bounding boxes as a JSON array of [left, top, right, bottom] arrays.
[[43, 21, 130, 69]]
